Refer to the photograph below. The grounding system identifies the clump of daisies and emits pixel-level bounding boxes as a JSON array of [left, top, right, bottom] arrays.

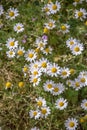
[[42, 1, 61, 15], [66, 37, 84, 56], [66, 71, 87, 91], [29, 97, 51, 119]]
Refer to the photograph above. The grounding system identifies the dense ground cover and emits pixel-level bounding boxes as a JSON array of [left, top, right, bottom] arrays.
[[0, 0, 87, 130]]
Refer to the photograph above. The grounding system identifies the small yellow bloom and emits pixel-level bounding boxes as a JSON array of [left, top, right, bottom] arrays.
[[18, 82, 24, 88], [70, 69, 75, 75], [43, 28, 49, 34], [80, 118, 85, 123], [5, 82, 12, 89]]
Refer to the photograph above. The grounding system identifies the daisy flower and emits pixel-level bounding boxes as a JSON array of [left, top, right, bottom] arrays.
[[78, 75, 87, 87], [42, 46, 53, 55], [42, 4, 50, 15], [43, 80, 54, 92], [70, 43, 84, 55], [30, 68, 42, 78], [75, 8, 87, 21], [25, 49, 37, 62], [65, 118, 78, 130], [16, 46, 25, 57], [66, 37, 77, 48], [29, 61, 40, 70], [35, 37, 47, 50], [72, 78, 82, 91], [6, 49, 16, 58], [55, 98, 68, 110], [79, 71, 87, 77], [47, 63, 60, 77], [14, 23, 24, 33], [29, 76, 41, 87], [44, 19, 56, 30], [52, 83, 65, 96], [29, 110, 40, 119], [22, 64, 29, 76], [31, 127, 40, 130], [73, 0, 84, 6], [6, 37, 18, 49], [6, 7, 19, 20], [49, 1, 61, 14], [60, 67, 70, 79], [66, 80, 73, 87], [36, 97, 46, 107], [61, 24, 70, 34], [39, 58, 49, 73], [40, 106, 51, 118], [0, 5, 4, 16], [5, 81, 13, 89], [81, 99, 87, 110], [61, 24, 70, 33]]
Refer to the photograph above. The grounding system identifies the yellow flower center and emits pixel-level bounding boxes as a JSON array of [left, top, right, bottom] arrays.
[[45, 48, 50, 53], [74, 47, 80, 52], [62, 71, 67, 76], [17, 50, 23, 56], [47, 84, 52, 89], [78, 12, 83, 17], [18, 82, 24, 88], [33, 71, 38, 75], [41, 62, 47, 68], [70, 41, 74, 45], [37, 101, 42, 107], [69, 122, 75, 127], [85, 103, 87, 107], [6, 82, 12, 88], [59, 102, 64, 107], [52, 5, 57, 10], [80, 78, 86, 83], [51, 67, 57, 73], [80, 118, 85, 123], [23, 67, 28, 72], [45, 7, 49, 12], [54, 87, 59, 92], [17, 26, 21, 30], [33, 78, 38, 83], [34, 64, 38, 68], [44, 28, 49, 34], [49, 22, 53, 27], [9, 51, 13, 55], [61, 25, 66, 31], [39, 42, 44, 47], [28, 53, 34, 58], [75, 82, 80, 87], [9, 11, 14, 17], [33, 111, 37, 116], [70, 69, 75, 74], [10, 41, 14, 46], [41, 108, 47, 114]]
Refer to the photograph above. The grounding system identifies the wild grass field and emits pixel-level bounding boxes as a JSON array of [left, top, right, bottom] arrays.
[[0, 0, 87, 130]]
